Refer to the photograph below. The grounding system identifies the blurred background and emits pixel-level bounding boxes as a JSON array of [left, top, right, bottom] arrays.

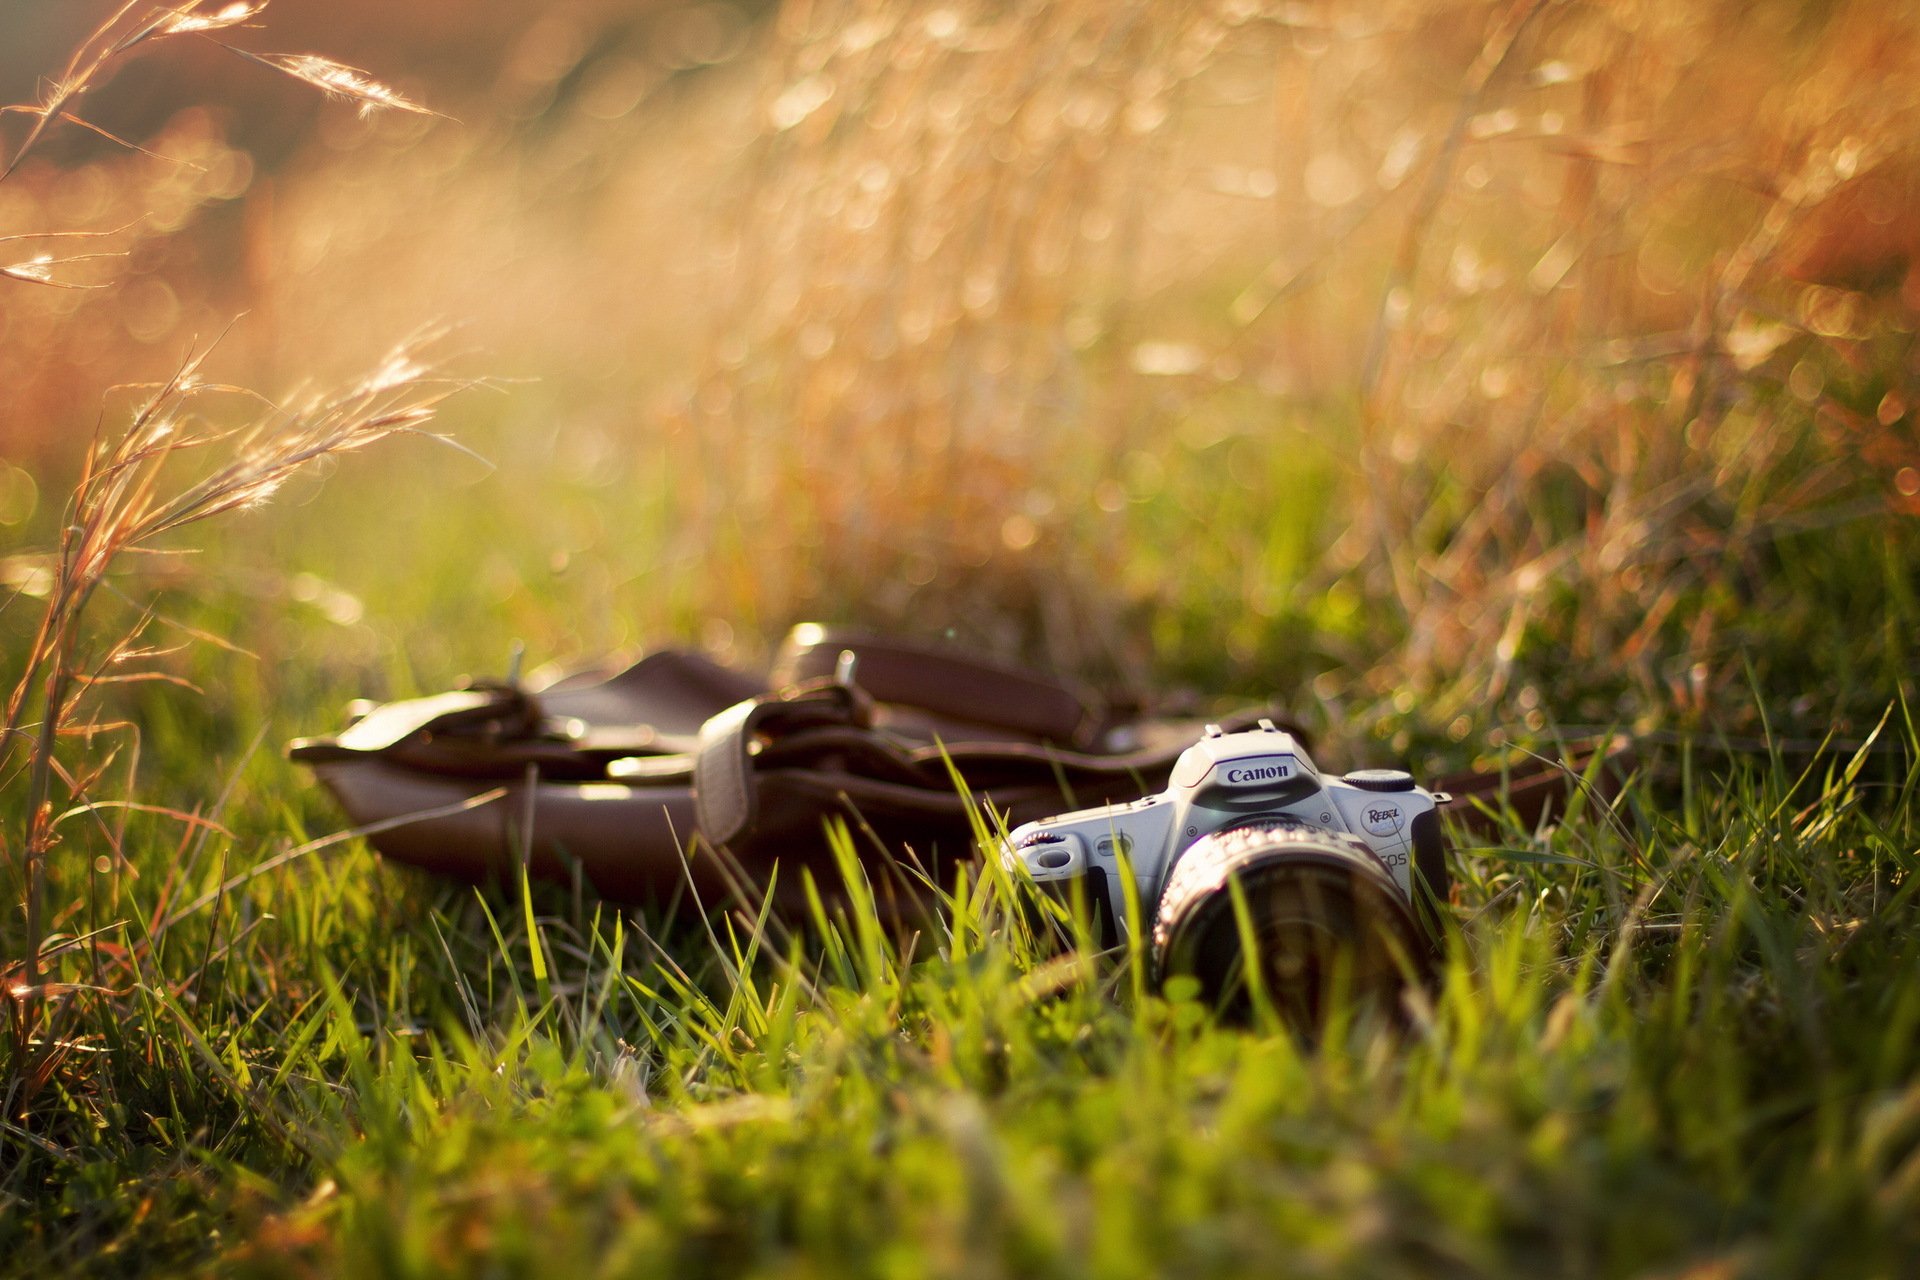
[[3, 0, 1917, 759]]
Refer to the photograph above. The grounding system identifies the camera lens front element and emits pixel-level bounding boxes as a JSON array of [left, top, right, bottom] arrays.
[[1152, 825, 1430, 1026]]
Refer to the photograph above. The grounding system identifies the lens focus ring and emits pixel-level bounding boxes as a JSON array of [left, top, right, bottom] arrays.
[[1152, 824, 1430, 1023]]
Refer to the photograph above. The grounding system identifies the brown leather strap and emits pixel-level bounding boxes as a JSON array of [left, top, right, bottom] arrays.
[[693, 696, 762, 847], [693, 682, 878, 848], [773, 623, 1105, 747]]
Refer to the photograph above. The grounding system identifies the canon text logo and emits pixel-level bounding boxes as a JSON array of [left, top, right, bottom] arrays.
[[1224, 763, 1291, 784]]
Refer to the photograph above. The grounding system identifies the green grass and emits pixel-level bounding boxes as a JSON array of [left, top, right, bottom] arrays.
[[4, 408, 1919, 1276]]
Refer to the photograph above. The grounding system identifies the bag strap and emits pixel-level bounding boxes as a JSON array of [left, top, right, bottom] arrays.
[[694, 681, 874, 847], [772, 623, 1106, 747]]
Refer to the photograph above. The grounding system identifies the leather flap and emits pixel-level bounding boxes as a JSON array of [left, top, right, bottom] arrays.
[[290, 687, 526, 762]]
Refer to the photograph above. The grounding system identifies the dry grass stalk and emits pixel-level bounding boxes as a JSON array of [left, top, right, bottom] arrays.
[[1, 1, 434, 284], [2, 2, 455, 1081], [1, 0, 420, 160], [3, 339, 471, 993]]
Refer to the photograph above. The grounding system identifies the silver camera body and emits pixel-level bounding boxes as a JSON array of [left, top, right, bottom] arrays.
[[1004, 720, 1448, 973]]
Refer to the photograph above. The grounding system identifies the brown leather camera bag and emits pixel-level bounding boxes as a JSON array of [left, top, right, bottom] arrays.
[[289, 623, 1628, 913]]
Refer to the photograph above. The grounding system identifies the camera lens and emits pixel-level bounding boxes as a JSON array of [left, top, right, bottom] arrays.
[[1152, 824, 1430, 1027]]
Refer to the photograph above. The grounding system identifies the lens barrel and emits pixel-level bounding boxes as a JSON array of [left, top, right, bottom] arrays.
[[1152, 824, 1431, 1026]]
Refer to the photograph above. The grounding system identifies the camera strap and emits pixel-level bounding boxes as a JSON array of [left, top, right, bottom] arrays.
[[289, 624, 1632, 911]]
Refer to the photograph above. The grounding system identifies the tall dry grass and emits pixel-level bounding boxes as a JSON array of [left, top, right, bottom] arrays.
[[2, 0, 461, 1122], [0, 0, 440, 463], [641, 0, 1919, 732], [6, 0, 1917, 723], [0, 0, 1911, 735]]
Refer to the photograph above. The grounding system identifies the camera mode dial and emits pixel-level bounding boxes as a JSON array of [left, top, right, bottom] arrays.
[[1342, 769, 1415, 792]]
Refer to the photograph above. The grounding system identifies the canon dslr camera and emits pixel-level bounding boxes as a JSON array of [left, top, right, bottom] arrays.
[[1004, 720, 1449, 1021]]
